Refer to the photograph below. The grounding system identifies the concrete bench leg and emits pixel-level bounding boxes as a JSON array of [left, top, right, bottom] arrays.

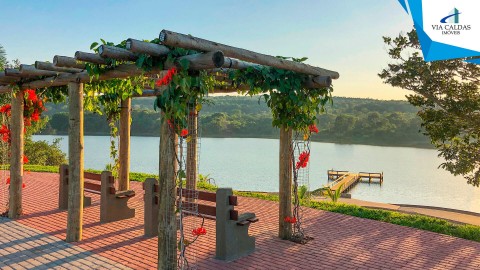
[[100, 171, 135, 223], [144, 178, 159, 237], [58, 164, 91, 210], [215, 188, 256, 261]]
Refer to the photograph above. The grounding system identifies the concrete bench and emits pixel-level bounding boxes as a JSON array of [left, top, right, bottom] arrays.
[[143, 178, 258, 261], [58, 164, 135, 223]]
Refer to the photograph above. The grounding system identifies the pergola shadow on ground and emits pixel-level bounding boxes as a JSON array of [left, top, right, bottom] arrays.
[[6, 171, 480, 270]]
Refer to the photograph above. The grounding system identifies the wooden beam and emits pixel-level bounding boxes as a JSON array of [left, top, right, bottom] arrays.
[[19, 65, 63, 77], [126, 38, 170, 57], [75, 51, 107, 65], [222, 57, 260, 69], [66, 82, 84, 242], [159, 29, 340, 79], [4, 69, 21, 77], [279, 126, 292, 239], [0, 73, 18, 83], [53, 55, 86, 69], [304, 76, 332, 88], [8, 91, 24, 219], [35, 61, 83, 73], [118, 98, 131, 191], [98, 45, 138, 62], [175, 51, 224, 70], [158, 113, 177, 269], [17, 52, 222, 90]]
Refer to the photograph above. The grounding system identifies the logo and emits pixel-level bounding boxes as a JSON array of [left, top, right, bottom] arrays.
[[431, 7, 470, 35], [440, 8, 460, 24]]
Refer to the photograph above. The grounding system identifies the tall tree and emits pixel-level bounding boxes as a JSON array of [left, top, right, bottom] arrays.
[[379, 29, 480, 186], [0, 44, 6, 70]]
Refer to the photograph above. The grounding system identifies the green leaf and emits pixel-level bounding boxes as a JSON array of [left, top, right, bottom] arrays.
[[90, 42, 99, 50]]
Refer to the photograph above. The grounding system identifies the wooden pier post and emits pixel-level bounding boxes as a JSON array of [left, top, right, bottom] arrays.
[[118, 98, 131, 191], [279, 126, 292, 239], [158, 114, 178, 269], [8, 91, 24, 219], [66, 82, 84, 242]]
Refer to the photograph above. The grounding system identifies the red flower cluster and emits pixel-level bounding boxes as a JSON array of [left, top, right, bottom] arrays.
[[5, 177, 26, 188], [296, 151, 310, 170], [309, 124, 319, 133], [192, 227, 206, 236], [155, 67, 177, 87], [23, 155, 28, 164], [0, 124, 10, 142], [284, 216, 297, 223], [166, 119, 189, 137], [0, 104, 11, 116]]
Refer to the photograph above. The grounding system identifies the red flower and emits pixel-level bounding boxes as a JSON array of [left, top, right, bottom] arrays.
[[0, 104, 11, 114], [180, 129, 188, 137], [309, 124, 319, 133], [284, 216, 297, 223], [192, 227, 206, 236], [0, 124, 9, 134], [22, 183, 26, 189], [295, 151, 310, 170], [23, 155, 28, 164], [155, 67, 177, 87], [24, 118, 31, 126], [31, 112, 40, 122], [2, 133, 9, 142], [26, 89, 38, 102]]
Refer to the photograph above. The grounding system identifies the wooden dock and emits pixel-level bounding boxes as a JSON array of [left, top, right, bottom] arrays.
[[327, 170, 383, 193]]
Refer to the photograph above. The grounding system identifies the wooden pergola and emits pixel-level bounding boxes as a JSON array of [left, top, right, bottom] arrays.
[[0, 29, 339, 268]]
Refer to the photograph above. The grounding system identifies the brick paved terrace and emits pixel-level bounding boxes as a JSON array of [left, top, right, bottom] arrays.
[[1, 171, 480, 269]]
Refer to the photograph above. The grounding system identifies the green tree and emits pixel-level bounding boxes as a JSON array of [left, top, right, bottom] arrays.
[[379, 29, 480, 186], [0, 44, 6, 70]]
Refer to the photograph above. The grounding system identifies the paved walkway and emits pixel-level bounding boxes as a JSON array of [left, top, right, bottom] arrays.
[[0, 217, 130, 270], [2, 171, 480, 269]]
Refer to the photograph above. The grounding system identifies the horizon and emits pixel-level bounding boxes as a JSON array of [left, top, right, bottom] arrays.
[[0, 0, 413, 100]]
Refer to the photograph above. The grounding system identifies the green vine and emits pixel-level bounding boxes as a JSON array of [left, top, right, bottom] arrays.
[[230, 57, 333, 132]]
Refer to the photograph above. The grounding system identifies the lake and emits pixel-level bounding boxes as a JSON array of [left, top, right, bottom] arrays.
[[33, 135, 480, 213]]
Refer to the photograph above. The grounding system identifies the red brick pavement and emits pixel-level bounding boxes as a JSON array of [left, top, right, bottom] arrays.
[[5, 171, 480, 269]]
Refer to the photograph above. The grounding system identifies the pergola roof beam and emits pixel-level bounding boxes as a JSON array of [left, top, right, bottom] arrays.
[[35, 61, 83, 73], [159, 29, 340, 79], [126, 39, 170, 57], [54, 55, 86, 69]]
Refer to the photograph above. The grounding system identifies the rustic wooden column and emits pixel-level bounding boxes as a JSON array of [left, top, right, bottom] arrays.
[[186, 109, 198, 190], [8, 91, 24, 219], [158, 114, 177, 270], [118, 98, 131, 191], [66, 82, 84, 242], [279, 126, 293, 239]]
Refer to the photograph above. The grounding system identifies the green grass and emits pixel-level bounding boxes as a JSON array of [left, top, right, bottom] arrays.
[[15, 165, 480, 242]]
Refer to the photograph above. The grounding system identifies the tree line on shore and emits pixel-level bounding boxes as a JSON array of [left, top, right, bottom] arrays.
[[39, 96, 431, 148]]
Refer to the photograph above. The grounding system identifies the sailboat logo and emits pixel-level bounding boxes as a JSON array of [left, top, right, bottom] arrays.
[[440, 8, 460, 23]]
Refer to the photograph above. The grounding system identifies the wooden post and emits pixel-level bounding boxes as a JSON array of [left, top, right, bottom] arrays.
[[66, 82, 84, 242], [158, 114, 177, 270], [8, 91, 24, 219], [279, 126, 292, 239], [118, 98, 131, 191], [186, 108, 198, 191]]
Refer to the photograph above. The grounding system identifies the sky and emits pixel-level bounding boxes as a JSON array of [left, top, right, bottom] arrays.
[[0, 0, 413, 100]]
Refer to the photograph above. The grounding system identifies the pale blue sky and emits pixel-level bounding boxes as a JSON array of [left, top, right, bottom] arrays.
[[0, 0, 412, 100]]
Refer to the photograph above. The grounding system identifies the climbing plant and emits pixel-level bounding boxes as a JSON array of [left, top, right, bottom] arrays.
[[230, 57, 332, 243]]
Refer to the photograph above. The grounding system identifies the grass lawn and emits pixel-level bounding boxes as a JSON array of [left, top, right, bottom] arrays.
[[16, 165, 480, 242]]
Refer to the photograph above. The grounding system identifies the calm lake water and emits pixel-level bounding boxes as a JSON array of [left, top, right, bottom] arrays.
[[33, 135, 480, 213]]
